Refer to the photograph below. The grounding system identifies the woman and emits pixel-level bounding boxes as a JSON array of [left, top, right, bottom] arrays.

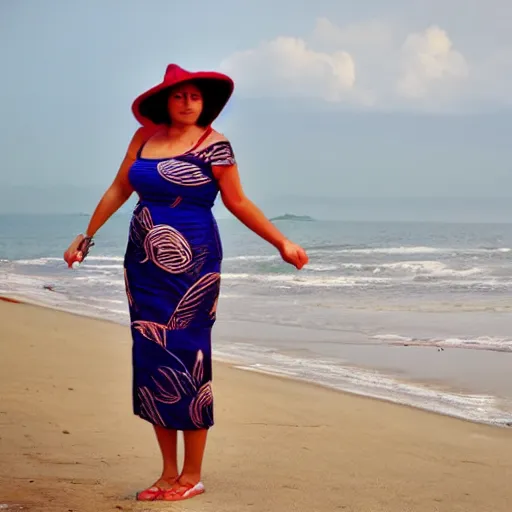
[[64, 64, 309, 502]]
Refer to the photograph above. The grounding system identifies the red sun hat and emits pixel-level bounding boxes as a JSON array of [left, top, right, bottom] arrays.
[[132, 64, 234, 128]]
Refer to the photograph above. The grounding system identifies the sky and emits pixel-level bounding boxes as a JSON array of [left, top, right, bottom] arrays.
[[1, 0, 511, 220]]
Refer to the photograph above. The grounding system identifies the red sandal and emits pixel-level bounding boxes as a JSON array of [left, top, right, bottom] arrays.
[[136, 485, 166, 501], [162, 481, 205, 501], [136, 477, 179, 501]]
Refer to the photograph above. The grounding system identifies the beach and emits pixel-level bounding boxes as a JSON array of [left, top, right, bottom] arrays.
[[1, 299, 511, 512], [3, 214, 512, 425]]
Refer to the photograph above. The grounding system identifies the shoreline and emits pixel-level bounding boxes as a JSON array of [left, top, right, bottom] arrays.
[[1, 299, 511, 511], [229, 364, 512, 429], [1, 293, 511, 429]]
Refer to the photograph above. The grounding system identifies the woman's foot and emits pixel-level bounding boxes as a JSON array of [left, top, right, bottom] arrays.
[[162, 473, 204, 501], [136, 474, 179, 501]]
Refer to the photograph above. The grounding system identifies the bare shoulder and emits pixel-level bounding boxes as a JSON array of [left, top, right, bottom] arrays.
[[206, 129, 230, 145], [126, 125, 161, 160]]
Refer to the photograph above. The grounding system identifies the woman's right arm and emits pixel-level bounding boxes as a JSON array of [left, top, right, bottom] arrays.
[[64, 127, 152, 265], [85, 127, 151, 237]]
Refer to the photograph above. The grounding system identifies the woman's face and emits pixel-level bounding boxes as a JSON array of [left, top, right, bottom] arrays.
[[167, 82, 203, 126]]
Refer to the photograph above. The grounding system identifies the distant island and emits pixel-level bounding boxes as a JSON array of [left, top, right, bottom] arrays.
[[269, 213, 315, 222]]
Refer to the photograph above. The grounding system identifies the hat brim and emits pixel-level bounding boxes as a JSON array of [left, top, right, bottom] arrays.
[[132, 72, 234, 127]]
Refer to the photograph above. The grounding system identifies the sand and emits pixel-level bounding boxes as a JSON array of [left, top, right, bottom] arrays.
[[0, 299, 511, 512]]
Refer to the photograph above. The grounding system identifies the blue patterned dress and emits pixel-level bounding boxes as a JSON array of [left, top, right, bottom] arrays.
[[123, 136, 235, 430]]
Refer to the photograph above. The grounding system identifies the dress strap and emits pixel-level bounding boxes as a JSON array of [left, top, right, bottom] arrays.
[[135, 126, 158, 158], [189, 126, 213, 152], [136, 140, 148, 158]]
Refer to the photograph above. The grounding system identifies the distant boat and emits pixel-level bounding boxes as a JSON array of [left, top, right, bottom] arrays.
[[269, 213, 315, 222]]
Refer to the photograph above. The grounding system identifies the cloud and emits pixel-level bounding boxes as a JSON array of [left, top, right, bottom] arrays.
[[219, 36, 356, 103], [218, 18, 488, 112], [397, 26, 469, 101]]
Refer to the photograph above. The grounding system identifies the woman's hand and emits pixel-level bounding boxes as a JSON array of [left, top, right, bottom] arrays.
[[63, 234, 88, 268], [278, 239, 309, 270]]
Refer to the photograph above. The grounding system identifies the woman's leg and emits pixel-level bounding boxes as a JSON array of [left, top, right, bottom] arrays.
[[173, 428, 208, 488], [153, 425, 180, 484], [137, 425, 180, 500]]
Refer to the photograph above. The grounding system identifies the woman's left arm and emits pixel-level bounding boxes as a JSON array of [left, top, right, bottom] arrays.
[[213, 163, 309, 270]]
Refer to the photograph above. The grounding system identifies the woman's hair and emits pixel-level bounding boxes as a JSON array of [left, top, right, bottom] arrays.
[[138, 80, 218, 127]]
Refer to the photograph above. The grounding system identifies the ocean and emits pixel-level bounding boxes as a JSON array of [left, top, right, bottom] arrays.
[[1, 212, 511, 426]]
